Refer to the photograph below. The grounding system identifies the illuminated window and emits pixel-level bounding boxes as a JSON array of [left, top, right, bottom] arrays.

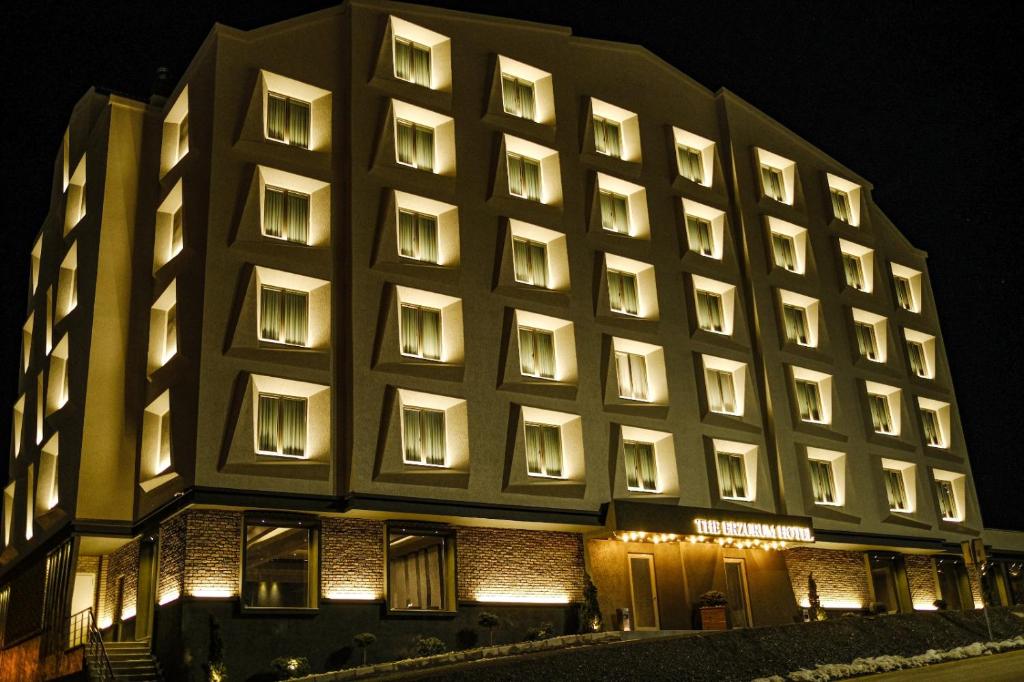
[[783, 304, 810, 346], [387, 525, 453, 611], [399, 304, 442, 360], [792, 367, 832, 424], [160, 87, 189, 176], [686, 215, 713, 256], [266, 92, 310, 149], [524, 422, 563, 478], [891, 263, 922, 312], [920, 408, 944, 447], [497, 56, 553, 125], [677, 146, 704, 184], [11, 397, 24, 458], [501, 75, 535, 120], [593, 115, 622, 158], [243, 521, 316, 609], [30, 238, 42, 296], [507, 152, 541, 201], [717, 452, 747, 500], [796, 381, 822, 422], [398, 209, 438, 263], [607, 270, 639, 316], [672, 126, 714, 186], [56, 244, 78, 322], [615, 351, 649, 402], [2, 484, 14, 547], [868, 392, 895, 435], [855, 322, 879, 361], [155, 181, 185, 272], [624, 440, 658, 492], [827, 174, 862, 226], [141, 391, 173, 483], [46, 335, 70, 415], [21, 316, 32, 373], [25, 464, 34, 540], [831, 189, 852, 223], [518, 326, 555, 379], [696, 290, 724, 333], [771, 232, 797, 271], [935, 480, 958, 521], [706, 369, 736, 414], [263, 186, 310, 244], [884, 468, 910, 512], [402, 406, 446, 466], [394, 36, 431, 87], [512, 238, 548, 287], [600, 189, 630, 234], [756, 148, 795, 205], [36, 434, 58, 514], [148, 282, 177, 373], [65, 156, 87, 233], [259, 286, 308, 347], [905, 329, 935, 379], [395, 119, 435, 170], [256, 393, 307, 458], [760, 165, 785, 202], [839, 239, 873, 292], [808, 459, 837, 505]]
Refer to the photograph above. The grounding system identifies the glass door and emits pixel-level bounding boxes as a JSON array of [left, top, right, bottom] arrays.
[[724, 558, 751, 628], [627, 554, 659, 630]]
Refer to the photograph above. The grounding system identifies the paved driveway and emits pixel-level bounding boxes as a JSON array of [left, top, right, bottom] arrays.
[[865, 648, 1024, 680]]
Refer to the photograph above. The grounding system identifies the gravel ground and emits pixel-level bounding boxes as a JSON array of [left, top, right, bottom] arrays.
[[384, 607, 1024, 681]]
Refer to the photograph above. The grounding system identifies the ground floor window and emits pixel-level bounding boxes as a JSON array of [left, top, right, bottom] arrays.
[[242, 519, 317, 609], [387, 524, 454, 613], [935, 557, 970, 610], [868, 553, 909, 613]]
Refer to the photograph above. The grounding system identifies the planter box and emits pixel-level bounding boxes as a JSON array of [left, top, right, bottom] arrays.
[[700, 606, 728, 631]]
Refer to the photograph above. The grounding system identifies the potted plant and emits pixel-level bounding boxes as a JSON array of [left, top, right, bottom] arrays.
[[698, 590, 729, 630]]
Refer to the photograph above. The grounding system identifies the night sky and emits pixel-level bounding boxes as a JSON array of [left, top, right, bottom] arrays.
[[3, 2, 1021, 530]]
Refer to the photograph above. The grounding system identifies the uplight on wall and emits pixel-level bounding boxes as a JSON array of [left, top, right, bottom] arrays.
[[324, 589, 379, 601], [190, 587, 235, 598], [474, 592, 570, 604], [158, 589, 181, 605]]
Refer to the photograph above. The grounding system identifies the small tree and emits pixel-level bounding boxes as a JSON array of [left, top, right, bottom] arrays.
[[205, 615, 227, 682], [698, 590, 728, 607], [578, 572, 602, 632], [353, 632, 377, 666], [478, 611, 500, 646]]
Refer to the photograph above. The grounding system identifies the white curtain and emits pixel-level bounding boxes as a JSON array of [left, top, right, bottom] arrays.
[[624, 441, 657, 491], [696, 291, 723, 332], [687, 216, 713, 255], [607, 270, 638, 315]]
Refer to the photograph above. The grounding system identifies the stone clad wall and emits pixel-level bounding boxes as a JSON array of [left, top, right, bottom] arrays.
[[456, 528, 585, 603], [157, 513, 186, 603], [321, 517, 384, 599], [184, 509, 242, 597], [904, 554, 939, 608], [784, 547, 871, 609], [100, 540, 139, 626]]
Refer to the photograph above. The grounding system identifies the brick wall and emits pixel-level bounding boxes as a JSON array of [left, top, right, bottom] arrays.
[[456, 528, 585, 603], [967, 564, 984, 606], [157, 513, 186, 603], [100, 539, 139, 626], [783, 547, 871, 609], [184, 510, 242, 597], [904, 554, 939, 608], [321, 517, 384, 599]]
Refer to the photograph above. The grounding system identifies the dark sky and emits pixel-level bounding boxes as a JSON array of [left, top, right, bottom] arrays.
[[3, 1, 1021, 530]]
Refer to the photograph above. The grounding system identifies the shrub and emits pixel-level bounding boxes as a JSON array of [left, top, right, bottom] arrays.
[[205, 616, 227, 682], [524, 622, 555, 641], [933, 599, 949, 611], [413, 635, 447, 657], [270, 657, 310, 680], [698, 590, 728, 607], [353, 632, 376, 666], [578, 573, 603, 632], [478, 611, 501, 646]]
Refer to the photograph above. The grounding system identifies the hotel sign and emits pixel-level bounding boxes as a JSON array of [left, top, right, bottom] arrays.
[[694, 517, 814, 543]]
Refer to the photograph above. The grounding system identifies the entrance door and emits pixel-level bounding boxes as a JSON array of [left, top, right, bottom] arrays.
[[869, 554, 911, 613], [724, 558, 751, 628], [936, 558, 971, 610], [627, 554, 659, 630]]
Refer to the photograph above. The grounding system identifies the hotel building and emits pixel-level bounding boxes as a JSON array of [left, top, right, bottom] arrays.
[[2, 1, 1023, 679]]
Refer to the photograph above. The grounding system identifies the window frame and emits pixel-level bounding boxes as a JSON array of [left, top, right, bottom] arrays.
[[935, 479, 959, 521], [883, 468, 910, 512], [808, 458, 838, 505], [395, 118, 436, 171], [517, 325, 556, 380], [398, 208, 440, 264], [717, 451, 748, 501], [506, 152, 542, 201], [615, 350, 650, 402], [623, 439, 659, 493], [607, 269, 640, 316], [401, 405, 447, 467], [258, 284, 310, 347], [593, 115, 622, 158], [399, 303, 443, 361], [385, 522, 455, 614], [695, 290, 725, 334], [262, 185, 311, 245], [501, 74, 537, 120], [266, 92, 312, 149], [511, 236, 549, 287], [524, 421, 564, 479], [241, 515, 319, 612], [393, 36, 432, 87], [760, 164, 786, 202], [255, 392, 308, 458], [677, 144, 704, 184]]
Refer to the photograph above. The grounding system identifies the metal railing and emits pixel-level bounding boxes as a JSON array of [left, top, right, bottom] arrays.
[[73, 608, 115, 682]]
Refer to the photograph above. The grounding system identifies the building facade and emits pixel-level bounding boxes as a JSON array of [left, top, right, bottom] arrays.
[[3, 2, 1022, 679]]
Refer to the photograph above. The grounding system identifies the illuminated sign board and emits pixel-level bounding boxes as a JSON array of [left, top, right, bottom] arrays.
[[693, 518, 814, 543]]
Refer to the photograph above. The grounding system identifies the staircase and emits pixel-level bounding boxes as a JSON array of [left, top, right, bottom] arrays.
[[86, 639, 163, 681]]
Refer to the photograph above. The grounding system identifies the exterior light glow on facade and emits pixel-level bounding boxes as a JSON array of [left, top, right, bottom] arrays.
[[693, 517, 814, 543], [474, 592, 570, 604], [189, 586, 235, 598], [157, 589, 181, 605], [324, 589, 379, 601]]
